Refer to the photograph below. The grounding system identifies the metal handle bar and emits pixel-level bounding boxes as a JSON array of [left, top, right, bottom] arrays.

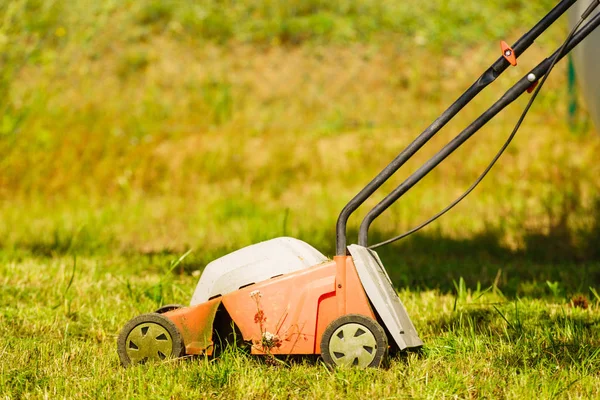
[[335, 0, 578, 255], [358, 9, 600, 247]]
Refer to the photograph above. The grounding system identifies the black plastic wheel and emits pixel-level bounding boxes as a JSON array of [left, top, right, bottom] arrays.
[[320, 314, 388, 368], [154, 304, 185, 314], [117, 313, 185, 367]]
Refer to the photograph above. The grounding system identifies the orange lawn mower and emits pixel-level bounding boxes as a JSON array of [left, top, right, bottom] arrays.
[[117, 0, 600, 368]]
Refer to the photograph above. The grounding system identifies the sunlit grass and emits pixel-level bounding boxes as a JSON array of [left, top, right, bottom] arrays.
[[2, 256, 600, 398], [2, 0, 600, 397]]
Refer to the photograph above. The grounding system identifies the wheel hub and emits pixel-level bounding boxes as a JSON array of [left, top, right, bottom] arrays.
[[328, 322, 377, 367], [125, 322, 173, 363]]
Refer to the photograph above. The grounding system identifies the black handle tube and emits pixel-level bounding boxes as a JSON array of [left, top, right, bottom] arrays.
[[335, 0, 577, 255], [357, 10, 600, 247]]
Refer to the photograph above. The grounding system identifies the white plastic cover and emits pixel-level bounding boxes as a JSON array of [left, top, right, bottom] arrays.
[[190, 237, 328, 305], [348, 244, 423, 350], [570, 1, 600, 129]]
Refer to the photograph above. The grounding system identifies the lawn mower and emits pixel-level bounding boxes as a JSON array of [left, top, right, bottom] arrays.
[[117, 0, 600, 368]]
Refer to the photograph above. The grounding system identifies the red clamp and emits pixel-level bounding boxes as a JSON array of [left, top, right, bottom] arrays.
[[527, 81, 539, 93], [501, 41, 517, 66]]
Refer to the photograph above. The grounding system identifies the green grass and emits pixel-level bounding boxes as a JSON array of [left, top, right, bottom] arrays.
[[2, 0, 600, 397], [2, 255, 600, 398]]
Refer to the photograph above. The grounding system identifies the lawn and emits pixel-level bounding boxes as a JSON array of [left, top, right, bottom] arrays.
[[3, 253, 600, 398], [1, 0, 600, 398]]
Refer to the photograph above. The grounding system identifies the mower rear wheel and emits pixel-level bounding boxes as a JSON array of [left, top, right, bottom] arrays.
[[320, 314, 387, 368], [117, 313, 185, 367]]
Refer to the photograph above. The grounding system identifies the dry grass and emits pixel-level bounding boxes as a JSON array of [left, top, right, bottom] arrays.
[[2, 35, 599, 254]]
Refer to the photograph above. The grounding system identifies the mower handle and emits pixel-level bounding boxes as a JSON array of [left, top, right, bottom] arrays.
[[359, 9, 600, 246], [335, 0, 578, 255]]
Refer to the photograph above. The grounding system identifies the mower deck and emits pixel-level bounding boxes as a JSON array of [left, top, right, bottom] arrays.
[[118, 238, 422, 367]]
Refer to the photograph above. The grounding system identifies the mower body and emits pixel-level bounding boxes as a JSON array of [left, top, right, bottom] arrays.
[[169, 237, 422, 356], [118, 237, 422, 366]]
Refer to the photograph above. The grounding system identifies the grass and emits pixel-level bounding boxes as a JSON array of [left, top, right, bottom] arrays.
[[2, 255, 600, 398], [2, 0, 600, 398]]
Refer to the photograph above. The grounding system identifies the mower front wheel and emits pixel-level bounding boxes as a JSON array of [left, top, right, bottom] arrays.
[[117, 313, 185, 367], [320, 314, 388, 368]]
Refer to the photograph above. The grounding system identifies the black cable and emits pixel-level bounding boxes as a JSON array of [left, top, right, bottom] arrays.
[[368, 8, 595, 250]]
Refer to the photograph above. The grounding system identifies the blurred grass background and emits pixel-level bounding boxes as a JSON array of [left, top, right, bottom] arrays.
[[1, 0, 599, 293], [4, 1, 600, 398]]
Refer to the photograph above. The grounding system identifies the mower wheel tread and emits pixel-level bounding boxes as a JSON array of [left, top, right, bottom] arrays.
[[117, 313, 185, 367], [320, 313, 388, 368]]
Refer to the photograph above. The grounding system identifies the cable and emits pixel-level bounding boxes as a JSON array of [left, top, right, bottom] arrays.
[[368, 9, 594, 250]]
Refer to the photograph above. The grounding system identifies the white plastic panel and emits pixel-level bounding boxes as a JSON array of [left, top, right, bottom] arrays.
[[190, 237, 328, 305], [570, 1, 600, 130], [348, 244, 422, 350]]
